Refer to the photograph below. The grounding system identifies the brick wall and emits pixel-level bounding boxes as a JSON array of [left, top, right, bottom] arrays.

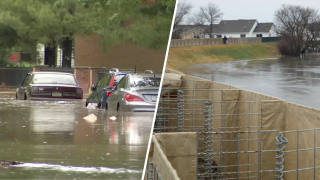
[[89, 67, 100, 86], [33, 65, 48, 72], [74, 67, 90, 94], [74, 34, 167, 73]]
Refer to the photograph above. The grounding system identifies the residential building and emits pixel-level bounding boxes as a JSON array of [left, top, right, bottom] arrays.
[[176, 19, 277, 39], [174, 25, 206, 39]]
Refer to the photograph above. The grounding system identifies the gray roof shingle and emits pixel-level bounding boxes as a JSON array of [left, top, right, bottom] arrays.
[[214, 19, 257, 33], [253, 23, 274, 32]]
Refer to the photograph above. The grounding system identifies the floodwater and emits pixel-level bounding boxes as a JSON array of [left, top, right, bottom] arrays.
[[181, 55, 320, 110], [0, 96, 153, 179]]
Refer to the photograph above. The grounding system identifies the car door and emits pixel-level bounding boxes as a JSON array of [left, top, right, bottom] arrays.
[[87, 74, 111, 104], [22, 74, 32, 99], [107, 76, 127, 111], [18, 73, 31, 100]]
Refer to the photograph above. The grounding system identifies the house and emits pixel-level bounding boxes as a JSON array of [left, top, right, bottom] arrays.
[[176, 19, 277, 39], [173, 25, 206, 39], [209, 19, 277, 38]]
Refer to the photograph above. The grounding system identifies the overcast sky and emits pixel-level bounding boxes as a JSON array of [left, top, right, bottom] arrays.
[[186, 0, 320, 23]]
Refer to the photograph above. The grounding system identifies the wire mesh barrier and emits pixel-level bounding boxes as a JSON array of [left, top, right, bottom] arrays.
[[154, 87, 263, 133], [145, 161, 163, 180], [150, 82, 320, 180]]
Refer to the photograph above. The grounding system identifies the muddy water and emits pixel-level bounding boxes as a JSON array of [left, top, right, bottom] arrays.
[[181, 56, 320, 110], [0, 96, 152, 179]]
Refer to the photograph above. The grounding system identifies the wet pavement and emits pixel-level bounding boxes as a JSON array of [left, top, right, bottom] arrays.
[[181, 55, 320, 110], [0, 95, 153, 179]]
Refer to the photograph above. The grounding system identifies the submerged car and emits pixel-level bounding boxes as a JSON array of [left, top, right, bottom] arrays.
[[16, 72, 83, 101], [86, 72, 129, 108], [106, 73, 161, 112]]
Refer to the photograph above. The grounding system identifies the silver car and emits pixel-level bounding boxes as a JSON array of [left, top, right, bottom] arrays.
[[106, 73, 161, 112]]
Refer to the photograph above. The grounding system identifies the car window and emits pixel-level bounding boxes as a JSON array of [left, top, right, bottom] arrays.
[[96, 74, 112, 90], [130, 76, 161, 87], [113, 74, 126, 86], [116, 76, 127, 89], [32, 74, 77, 85]]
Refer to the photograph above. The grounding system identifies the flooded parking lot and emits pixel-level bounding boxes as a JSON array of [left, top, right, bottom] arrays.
[[0, 95, 152, 179], [182, 55, 320, 110]]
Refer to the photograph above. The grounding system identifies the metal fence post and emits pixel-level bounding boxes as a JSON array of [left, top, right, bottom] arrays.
[[204, 101, 214, 179], [155, 97, 163, 133], [275, 132, 288, 180], [177, 89, 185, 132]]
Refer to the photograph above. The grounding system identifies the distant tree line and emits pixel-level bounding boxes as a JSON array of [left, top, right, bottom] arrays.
[[274, 5, 320, 56], [171, 0, 223, 39], [0, 0, 176, 66]]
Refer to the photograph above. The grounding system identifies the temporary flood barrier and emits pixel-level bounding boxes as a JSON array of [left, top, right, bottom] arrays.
[[146, 70, 320, 180]]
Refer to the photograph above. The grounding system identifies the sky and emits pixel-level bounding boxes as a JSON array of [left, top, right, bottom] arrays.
[[186, 0, 320, 23]]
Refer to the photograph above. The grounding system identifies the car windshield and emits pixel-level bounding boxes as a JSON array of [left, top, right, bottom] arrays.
[[32, 74, 77, 85], [130, 76, 161, 87]]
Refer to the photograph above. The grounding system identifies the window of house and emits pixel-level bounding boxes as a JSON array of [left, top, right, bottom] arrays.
[[256, 34, 262, 37], [240, 34, 246, 38]]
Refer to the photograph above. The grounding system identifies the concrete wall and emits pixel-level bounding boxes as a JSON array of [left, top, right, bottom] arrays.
[[170, 37, 262, 47], [74, 34, 166, 73]]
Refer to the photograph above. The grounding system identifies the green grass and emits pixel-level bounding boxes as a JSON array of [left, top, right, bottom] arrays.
[[204, 43, 278, 60], [167, 42, 280, 71]]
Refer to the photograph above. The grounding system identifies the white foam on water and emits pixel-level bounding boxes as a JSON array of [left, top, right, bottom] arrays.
[[86, 103, 98, 109], [14, 163, 141, 174]]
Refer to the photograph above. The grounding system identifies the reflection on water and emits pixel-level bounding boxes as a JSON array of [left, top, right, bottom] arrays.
[[182, 56, 320, 109], [0, 98, 152, 179]]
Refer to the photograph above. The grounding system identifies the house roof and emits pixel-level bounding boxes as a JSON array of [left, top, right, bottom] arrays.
[[253, 23, 274, 32], [214, 19, 258, 33], [177, 20, 275, 35]]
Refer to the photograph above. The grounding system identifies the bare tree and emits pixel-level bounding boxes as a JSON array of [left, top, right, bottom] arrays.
[[172, 0, 192, 39], [274, 4, 320, 56], [198, 3, 223, 38], [188, 11, 206, 27]]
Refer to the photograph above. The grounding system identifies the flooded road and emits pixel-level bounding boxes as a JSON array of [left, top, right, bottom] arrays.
[[0, 96, 152, 179], [182, 55, 320, 110]]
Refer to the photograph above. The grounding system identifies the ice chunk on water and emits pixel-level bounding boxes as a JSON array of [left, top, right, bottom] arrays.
[[109, 116, 117, 121], [83, 113, 97, 122]]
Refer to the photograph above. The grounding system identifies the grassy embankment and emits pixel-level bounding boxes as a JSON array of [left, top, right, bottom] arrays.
[[166, 42, 280, 72]]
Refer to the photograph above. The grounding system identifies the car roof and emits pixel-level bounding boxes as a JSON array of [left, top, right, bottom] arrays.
[[116, 73, 128, 76], [129, 73, 162, 78], [31, 72, 74, 75]]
